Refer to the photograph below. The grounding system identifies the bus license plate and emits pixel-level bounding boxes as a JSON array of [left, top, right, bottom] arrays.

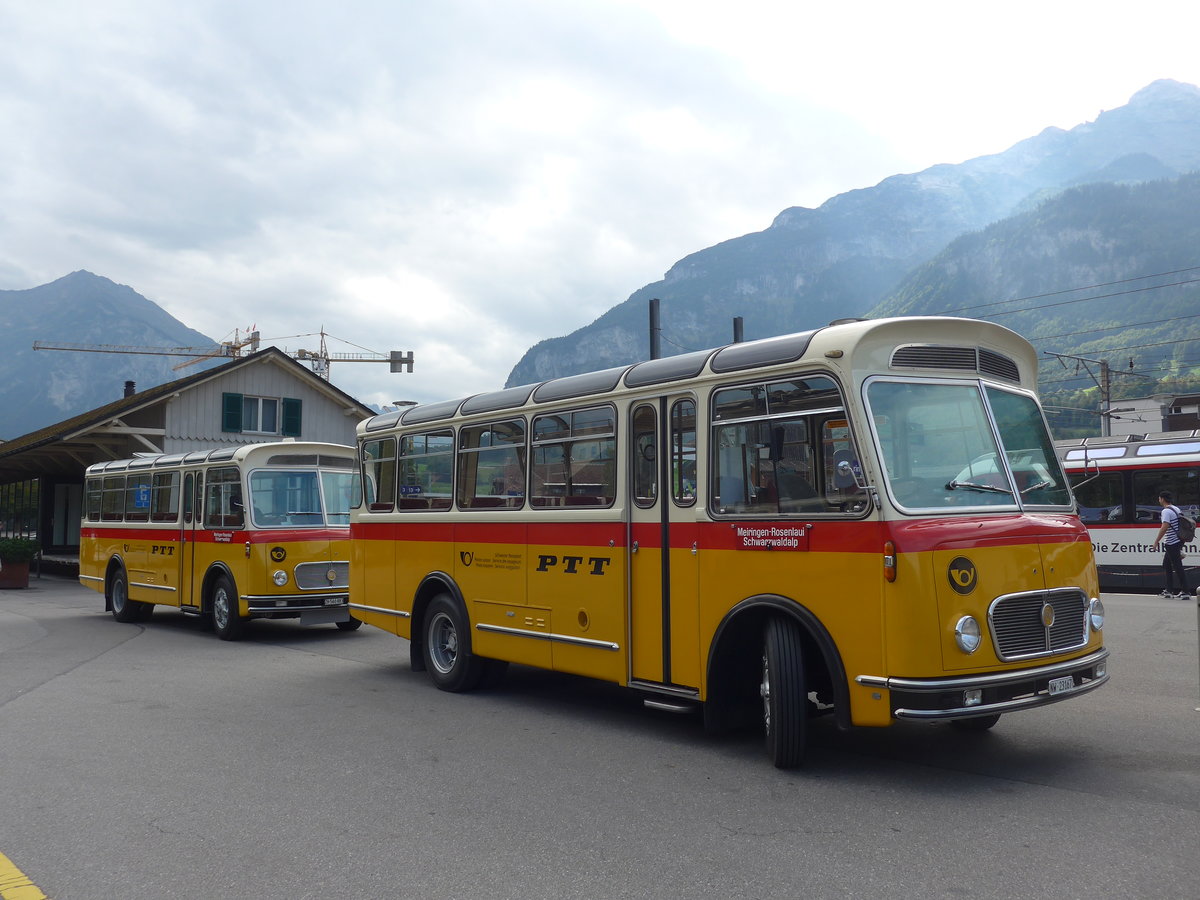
[[324, 598, 340, 607], [1048, 675, 1075, 695]]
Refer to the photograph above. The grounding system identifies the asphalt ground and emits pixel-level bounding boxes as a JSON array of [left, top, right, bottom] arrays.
[[1, 575, 1198, 900]]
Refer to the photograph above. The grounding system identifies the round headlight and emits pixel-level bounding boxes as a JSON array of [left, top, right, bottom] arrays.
[[1088, 597, 1105, 632], [954, 615, 982, 654], [272, 570, 289, 587]]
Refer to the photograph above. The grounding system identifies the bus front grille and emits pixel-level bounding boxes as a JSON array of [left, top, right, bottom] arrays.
[[295, 561, 350, 590], [988, 589, 1089, 661]]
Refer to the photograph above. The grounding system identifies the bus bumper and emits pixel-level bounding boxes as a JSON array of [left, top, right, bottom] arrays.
[[856, 648, 1109, 721], [242, 593, 351, 623]]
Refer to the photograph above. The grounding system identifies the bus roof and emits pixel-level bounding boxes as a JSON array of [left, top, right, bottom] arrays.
[[84, 441, 355, 476], [359, 315, 1034, 436]]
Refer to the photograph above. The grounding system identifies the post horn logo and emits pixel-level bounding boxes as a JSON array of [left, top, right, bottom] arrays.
[[459, 551, 474, 567], [270, 546, 287, 562], [947, 557, 977, 594]]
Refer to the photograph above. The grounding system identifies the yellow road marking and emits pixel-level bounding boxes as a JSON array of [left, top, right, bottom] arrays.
[[0, 851, 47, 900]]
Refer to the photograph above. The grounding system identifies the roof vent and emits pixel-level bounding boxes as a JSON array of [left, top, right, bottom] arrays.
[[890, 345, 1020, 383], [124, 380, 137, 397]]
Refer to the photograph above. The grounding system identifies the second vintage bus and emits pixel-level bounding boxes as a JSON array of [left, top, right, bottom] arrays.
[[80, 441, 360, 639]]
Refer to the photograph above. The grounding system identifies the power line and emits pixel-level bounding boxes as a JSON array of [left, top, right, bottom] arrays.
[[1037, 336, 1200, 386], [659, 333, 700, 353], [940, 265, 1200, 315], [980, 277, 1200, 319], [1032, 311, 1200, 342]]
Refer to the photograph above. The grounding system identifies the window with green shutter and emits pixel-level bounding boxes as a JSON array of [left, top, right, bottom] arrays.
[[222, 393, 243, 432], [281, 398, 302, 437], [223, 392, 300, 435]]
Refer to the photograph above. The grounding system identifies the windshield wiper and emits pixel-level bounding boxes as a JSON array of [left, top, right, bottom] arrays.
[[945, 479, 1013, 495], [1020, 479, 1054, 495]]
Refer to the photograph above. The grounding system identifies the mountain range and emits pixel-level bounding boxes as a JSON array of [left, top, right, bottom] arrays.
[[505, 78, 1200, 415], [0, 271, 219, 439]]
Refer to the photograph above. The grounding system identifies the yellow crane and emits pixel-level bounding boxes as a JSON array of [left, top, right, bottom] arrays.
[[33, 328, 413, 380]]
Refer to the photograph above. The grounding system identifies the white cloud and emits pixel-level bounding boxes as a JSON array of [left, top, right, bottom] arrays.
[[3, 0, 1200, 411]]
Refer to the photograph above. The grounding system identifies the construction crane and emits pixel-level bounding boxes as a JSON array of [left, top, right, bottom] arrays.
[[33, 328, 413, 381]]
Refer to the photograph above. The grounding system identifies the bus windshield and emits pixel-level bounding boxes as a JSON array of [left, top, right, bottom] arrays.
[[249, 469, 355, 526], [867, 380, 1071, 510]]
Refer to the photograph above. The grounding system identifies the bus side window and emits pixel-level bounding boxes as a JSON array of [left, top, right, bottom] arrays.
[[125, 473, 152, 523], [151, 471, 181, 523], [1132, 468, 1200, 523], [711, 376, 862, 516], [363, 438, 397, 512], [205, 466, 245, 528], [1070, 472, 1126, 523], [671, 399, 696, 506], [101, 476, 125, 522], [458, 419, 526, 510], [632, 404, 657, 508], [398, 430, 454, 511], [530, 407, 616, 509], [85, 478, 102, 521]]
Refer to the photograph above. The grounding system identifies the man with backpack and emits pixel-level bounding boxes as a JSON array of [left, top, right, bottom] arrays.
[[1151, 490, 1193, 598]]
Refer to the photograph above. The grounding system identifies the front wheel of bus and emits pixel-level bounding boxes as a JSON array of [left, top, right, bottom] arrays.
[[109, 567, 144, 624], [336, 615, 362, 632], [762, 616, 807, 769], [423, 594, 485, 692], [211, 574, 245, 641]]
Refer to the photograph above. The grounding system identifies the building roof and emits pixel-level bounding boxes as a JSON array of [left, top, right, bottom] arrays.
[[0, 347, 373, 482]]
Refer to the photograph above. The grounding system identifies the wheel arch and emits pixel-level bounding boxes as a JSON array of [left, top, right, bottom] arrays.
[[408, 571, 465, 673], [201, 562, 239, 614], [704, 593, 852, 731]]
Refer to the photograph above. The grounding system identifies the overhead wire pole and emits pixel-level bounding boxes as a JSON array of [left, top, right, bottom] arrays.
[[649, 298, 661, 360], [1043, 351, 1113, 436]]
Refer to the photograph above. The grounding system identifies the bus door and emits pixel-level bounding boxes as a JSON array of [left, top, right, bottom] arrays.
[[177, 470, 203, 611], [628, 396, 700, 690]]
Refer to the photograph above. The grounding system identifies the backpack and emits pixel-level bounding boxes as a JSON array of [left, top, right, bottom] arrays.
[[1172, 506, 1196, 544]]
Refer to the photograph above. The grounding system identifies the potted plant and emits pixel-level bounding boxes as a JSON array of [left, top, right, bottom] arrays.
[[0, 537, 40, 589]]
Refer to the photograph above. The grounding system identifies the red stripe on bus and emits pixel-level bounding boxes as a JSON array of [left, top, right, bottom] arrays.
[[348, 513, 1089, 556], [80, 526, 347, 543], [350, 515, 1086, 554]]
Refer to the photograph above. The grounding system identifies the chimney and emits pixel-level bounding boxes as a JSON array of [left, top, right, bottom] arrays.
[[124, 380, 136, 398]]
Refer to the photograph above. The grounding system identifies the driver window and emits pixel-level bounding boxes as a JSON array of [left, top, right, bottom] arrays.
[[710, 376, 865, 516]]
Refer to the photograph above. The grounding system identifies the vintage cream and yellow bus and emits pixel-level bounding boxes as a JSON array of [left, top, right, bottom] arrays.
[[350, 317, 1108, 767], [80, 441, 360, 640]]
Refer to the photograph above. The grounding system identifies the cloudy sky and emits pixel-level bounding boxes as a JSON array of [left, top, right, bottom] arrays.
[[3, 0, 1200, 408]]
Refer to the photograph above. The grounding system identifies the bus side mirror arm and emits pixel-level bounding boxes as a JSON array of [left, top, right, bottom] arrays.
[[836, 459, 879, 510], [837, 459, 867, 489], [1070, 458, 1102, 492]]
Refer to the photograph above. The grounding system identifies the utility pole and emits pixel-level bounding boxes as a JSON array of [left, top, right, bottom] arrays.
[[648, 298, 661, 360], [1044, 351, 1114, 436]]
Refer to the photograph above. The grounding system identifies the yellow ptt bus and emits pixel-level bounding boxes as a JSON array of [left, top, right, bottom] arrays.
[[80, 441, 360, 640], [349, 317, 1108, 767]]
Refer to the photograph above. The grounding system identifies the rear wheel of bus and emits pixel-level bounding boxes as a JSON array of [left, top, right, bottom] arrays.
[[211, 573, 246, 641], [762, 616, 807, 768], [423, 593, 486, 692], [109, 566, 149, 624]]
